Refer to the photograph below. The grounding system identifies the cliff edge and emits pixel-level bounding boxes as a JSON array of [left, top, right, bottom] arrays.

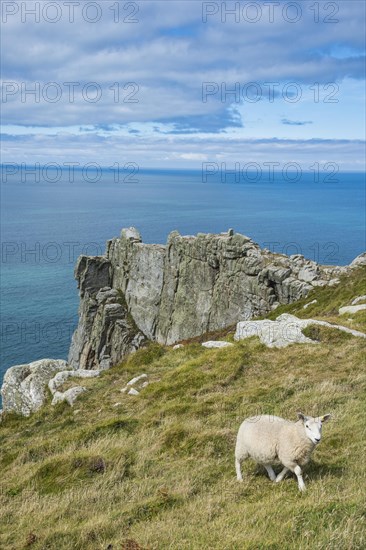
[[2, 227, 365, 416], [67, 227, 351, 370]]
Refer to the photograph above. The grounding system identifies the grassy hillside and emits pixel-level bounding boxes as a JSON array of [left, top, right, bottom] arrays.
[[1, 268, 365, 550]]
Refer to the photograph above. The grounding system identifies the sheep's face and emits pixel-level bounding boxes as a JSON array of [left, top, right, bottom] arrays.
[[298, 413, 331, 445]]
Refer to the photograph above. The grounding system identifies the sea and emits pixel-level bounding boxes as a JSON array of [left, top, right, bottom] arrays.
[[1, 168, 365, 387]]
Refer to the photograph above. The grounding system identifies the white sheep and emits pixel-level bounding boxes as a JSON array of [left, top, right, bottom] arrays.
[[235, 412, 331, 491]]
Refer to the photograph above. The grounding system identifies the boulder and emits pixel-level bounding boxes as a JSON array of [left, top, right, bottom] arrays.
[[1, 359, 68, 416]]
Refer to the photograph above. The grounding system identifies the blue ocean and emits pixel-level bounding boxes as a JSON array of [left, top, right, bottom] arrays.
[[1, 169, 365, 386]]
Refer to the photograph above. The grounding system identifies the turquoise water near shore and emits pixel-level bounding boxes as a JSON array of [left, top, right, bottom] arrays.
[[1, 169, 365, 384]]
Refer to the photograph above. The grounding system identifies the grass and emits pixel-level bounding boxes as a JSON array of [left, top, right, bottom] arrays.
[[0, 267, 365, 549]]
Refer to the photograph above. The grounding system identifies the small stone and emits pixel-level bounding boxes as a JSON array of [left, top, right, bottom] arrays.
[[128, 388, 139, 396], [303, 299, 317, 309], [202, 341, 234, 349], [173, 344, 184, 350], [52, 386, 86, 406], [351, 295, 366, 305], [127, 374, 148, 386]]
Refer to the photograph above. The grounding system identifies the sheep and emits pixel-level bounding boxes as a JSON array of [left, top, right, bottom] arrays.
[[235, 412, 331, 491]]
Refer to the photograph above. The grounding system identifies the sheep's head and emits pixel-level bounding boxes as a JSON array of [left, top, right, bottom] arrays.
[[297, 412, 331, 445]]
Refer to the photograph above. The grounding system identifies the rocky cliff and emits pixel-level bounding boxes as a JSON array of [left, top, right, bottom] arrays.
[[2, 227, 365, 416], [67, 227, 348, 371]]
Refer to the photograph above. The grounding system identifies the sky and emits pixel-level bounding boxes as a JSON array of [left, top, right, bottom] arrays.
[[1, 0, 365, 170]]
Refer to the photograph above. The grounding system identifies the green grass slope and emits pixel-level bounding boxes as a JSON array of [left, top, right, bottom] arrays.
[[1, 268, 365, 550]]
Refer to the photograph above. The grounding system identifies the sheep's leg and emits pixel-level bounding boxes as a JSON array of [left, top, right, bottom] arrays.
[[294, 465, 306, 492], [264, 464, 276, 481], [235, 457, 243, 482], [275, 467, 289, 483]]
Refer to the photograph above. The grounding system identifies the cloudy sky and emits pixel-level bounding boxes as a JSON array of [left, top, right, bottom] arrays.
[[1, 0, 365, 169]]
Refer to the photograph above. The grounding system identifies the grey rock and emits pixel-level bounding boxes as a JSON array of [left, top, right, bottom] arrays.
[[68, 281, 147, 371], [121, 373, 149, 395], [48, 369, 100, 395], [303, 299, 318, 309], [339, 304, 366, 315], [127, 373, 148, 386], [122, 227, 142, 242], [298, 266, 319, 282], [202, 341, 234, 349], [352, 295, 366, 305], [52, 386, 86, 406], [1, 359, 68, 416], [350, 252, 366, 268], [234, 313, 366, 348], [75, 255, 112, 298]]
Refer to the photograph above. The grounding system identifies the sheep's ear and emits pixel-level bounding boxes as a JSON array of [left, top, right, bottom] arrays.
[[297, 412, 307, 422], [320, 414, 331, 423]]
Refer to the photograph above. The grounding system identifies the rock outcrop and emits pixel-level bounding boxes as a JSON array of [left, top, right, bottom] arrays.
[[68, 227, 354, 370], [1, 359, 68, 416], [68, 282, 147, 371], [234, 313, 366, 348], [0, 360, 103, 416]]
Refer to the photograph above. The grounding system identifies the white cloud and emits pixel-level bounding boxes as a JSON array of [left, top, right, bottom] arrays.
[[1, 0, 365, 165], [179, 153, 208, 161]]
